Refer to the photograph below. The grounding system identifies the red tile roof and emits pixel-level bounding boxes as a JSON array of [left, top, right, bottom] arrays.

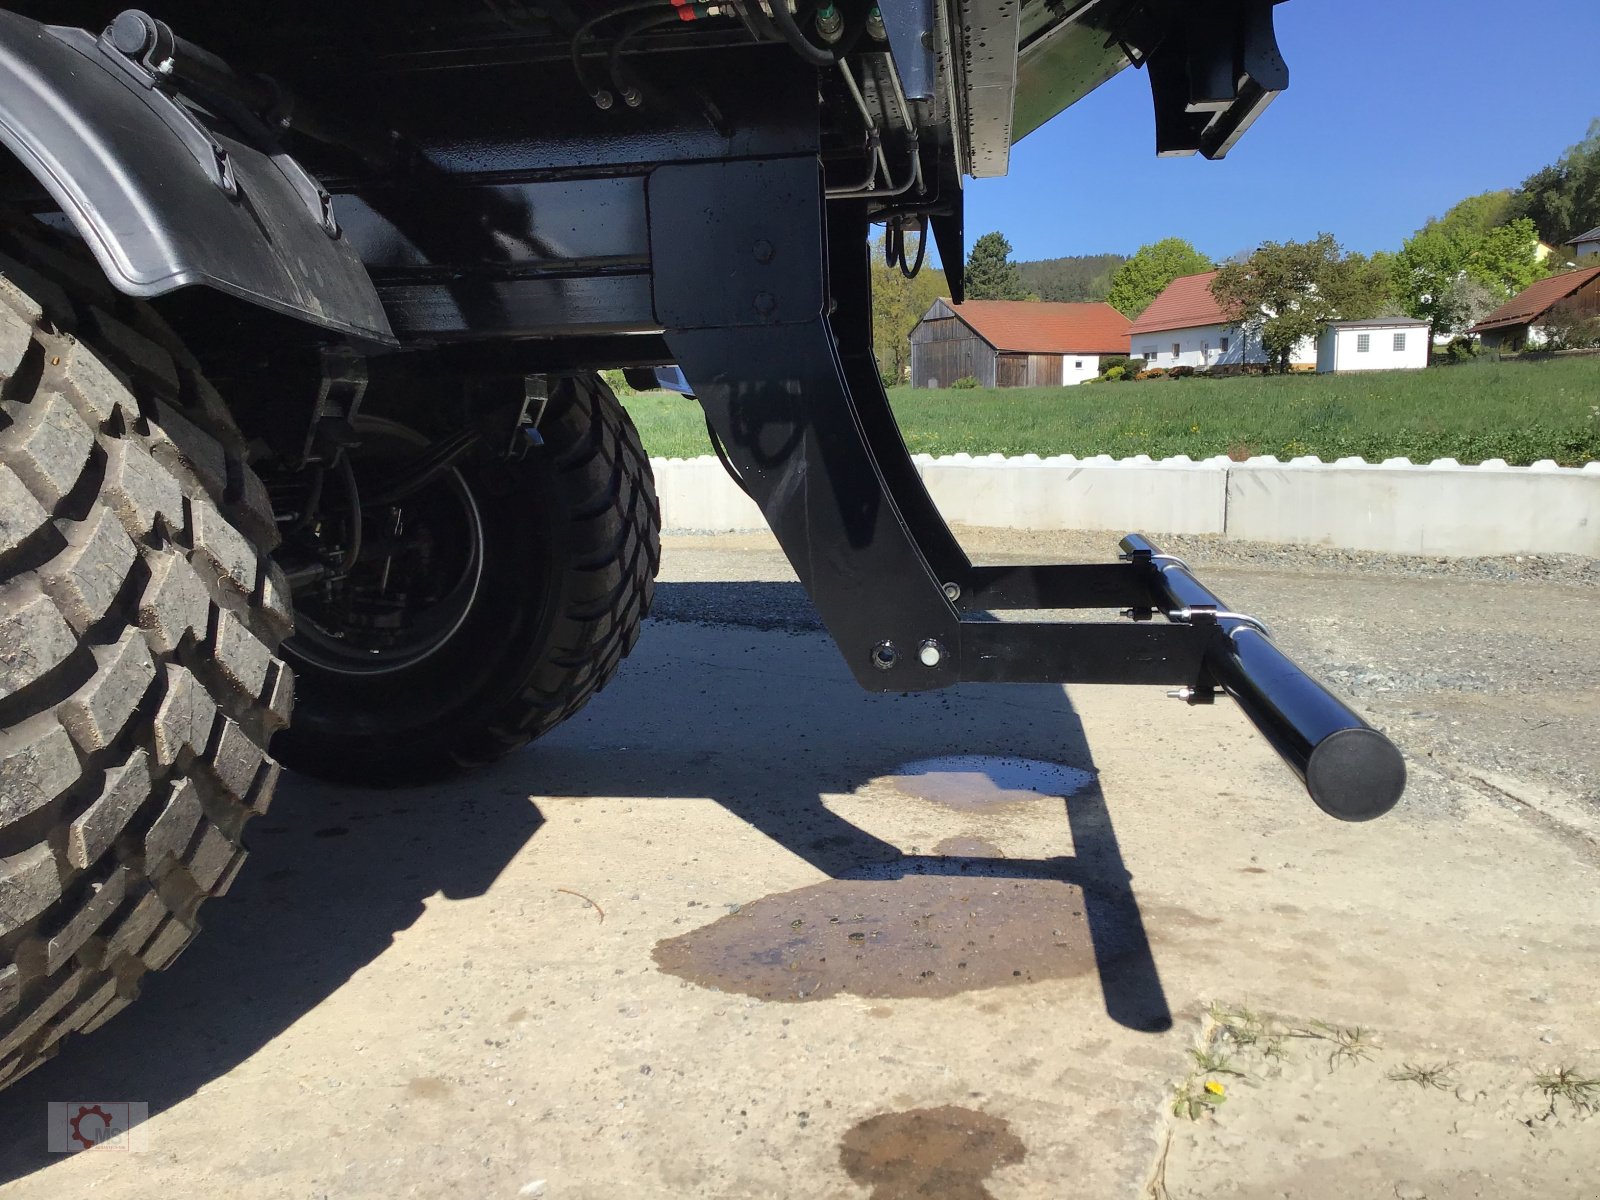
[[1125, 270, 1240, 335], [1469, 265, 1600, 333], [945, 299, 1131, 354]]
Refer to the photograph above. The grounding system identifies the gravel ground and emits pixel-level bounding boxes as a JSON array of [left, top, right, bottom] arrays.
[[988, 527, 1600, 586], [655, 528, 1600, 821]]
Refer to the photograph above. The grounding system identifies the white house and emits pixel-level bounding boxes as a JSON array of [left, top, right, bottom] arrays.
[[1126, 270, 1315, 369], [1571, 226, 1600, 262], [1316, 317, 1430, 373]]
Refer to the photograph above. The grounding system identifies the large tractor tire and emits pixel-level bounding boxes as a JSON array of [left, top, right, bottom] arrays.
[[273, 372, 659, 783], [0, 227, 290, 1090]]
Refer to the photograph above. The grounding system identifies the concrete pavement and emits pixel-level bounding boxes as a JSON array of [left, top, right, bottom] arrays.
[[0, 532, 1596, 1199]]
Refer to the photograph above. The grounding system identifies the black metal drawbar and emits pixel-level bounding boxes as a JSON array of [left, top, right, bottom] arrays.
[[1121, 534, 1406, 821]]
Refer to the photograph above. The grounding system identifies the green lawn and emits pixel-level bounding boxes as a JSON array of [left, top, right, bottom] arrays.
[[620, 356, 1600, 466]]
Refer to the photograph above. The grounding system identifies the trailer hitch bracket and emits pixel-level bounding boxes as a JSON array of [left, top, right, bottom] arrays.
[[657, 158, 1402, 822]]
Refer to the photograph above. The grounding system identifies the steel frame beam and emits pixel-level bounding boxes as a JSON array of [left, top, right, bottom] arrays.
[[658, 158, 1207, 694], [656, 156, 1403, 820]]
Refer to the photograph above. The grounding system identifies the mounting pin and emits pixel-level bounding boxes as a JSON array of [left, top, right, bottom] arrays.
[[918, 640, 944, 667], [942, 581, 960, 602]]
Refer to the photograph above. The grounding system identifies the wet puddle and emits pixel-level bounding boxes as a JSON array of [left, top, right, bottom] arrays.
[[652, 874, 1131, 1001], [882, 756, 1095, 812], [840, 1105, 1025, 1200]]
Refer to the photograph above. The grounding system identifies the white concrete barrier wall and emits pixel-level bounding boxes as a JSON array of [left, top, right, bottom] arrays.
[[650, 455, 766, 532], [914, 453, 1228, 535], [651, 453, 1600, 557]]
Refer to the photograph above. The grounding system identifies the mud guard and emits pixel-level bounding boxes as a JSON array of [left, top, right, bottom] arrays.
[[0, 10, 394, 345]]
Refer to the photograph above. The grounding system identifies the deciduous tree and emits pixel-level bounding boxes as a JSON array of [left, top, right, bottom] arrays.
[[1468, 218, 1546, 295], [1107, 238, 1213, 317], [870, 234, 948, 386], [1422, 190, 1516, 241], [1392, 216, 1544, 339], [1539, 296, 1600, 350], [1211, 234, 1389, 372], [1391, 225, 1470, 339]]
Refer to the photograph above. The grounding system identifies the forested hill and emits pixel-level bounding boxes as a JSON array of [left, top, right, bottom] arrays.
[[1015, 253, 1127, 302]]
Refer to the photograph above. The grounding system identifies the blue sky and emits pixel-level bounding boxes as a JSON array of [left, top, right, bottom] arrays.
[[955, 0, 1600, 265]]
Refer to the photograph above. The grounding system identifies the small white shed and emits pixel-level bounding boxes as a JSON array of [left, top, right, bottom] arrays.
[[1316, 317, 1430, 373]]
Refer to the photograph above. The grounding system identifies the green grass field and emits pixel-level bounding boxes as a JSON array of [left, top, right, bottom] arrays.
[[620, 355, 1600, 465]]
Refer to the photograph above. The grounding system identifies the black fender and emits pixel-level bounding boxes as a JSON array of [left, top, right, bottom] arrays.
[[0, 10, 395, 345]]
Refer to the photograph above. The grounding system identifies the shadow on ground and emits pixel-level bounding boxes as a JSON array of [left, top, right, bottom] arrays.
[[0, 768, 544, 1180], [0, 583, 1171, 1179]]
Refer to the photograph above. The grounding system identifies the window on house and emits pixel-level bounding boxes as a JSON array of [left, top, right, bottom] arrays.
[[1074, 360, 1083, 369], [1356, 333, 1371, 353], [1142, 346, 1157, 360], [1220, 336, 1230, 353], [1172, 342, 1181, 358], [1393, 332, 1407, 352]]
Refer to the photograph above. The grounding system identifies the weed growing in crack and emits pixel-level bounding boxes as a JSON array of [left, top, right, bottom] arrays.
[[1532, 1066, 1600, 1118], [1209, 1002, 1288, 1063], [1189, 1046, 1245, 1077], [1387, 1061, 1458, 1090], [1172, 1076, 1228, 1121], [1291, 1021, 1379, 1070]]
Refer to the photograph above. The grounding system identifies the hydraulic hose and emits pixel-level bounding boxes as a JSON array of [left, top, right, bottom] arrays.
[[607, 10, 694, 103], [892, 218, 927, 278], [768, 0, 838, 65], [740, 0, 783, 45], [570, 0, 671, 104]]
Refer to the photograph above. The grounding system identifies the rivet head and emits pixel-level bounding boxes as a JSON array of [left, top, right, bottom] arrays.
[[918, 640, 944, 668], [753, 239, 775, 264], [753, 291, 777, 317]]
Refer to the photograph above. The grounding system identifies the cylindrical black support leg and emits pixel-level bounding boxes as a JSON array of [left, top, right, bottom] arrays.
[[1120, 534, 1405, 821]]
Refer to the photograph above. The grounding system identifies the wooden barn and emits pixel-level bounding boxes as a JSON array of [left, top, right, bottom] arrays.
[[909, 298, 1131, 389], [1469, 265, 1600, 351]]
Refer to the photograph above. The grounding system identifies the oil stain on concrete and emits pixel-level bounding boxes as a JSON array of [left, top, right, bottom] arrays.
[[839, 1105, 1025, 1200], [406, 1077, 452, 1100], [883, 755, 1095, 812], [654, 756, 1145, 1002], [652, 874, 1112, 1001], [932, 836, 1003, 858]]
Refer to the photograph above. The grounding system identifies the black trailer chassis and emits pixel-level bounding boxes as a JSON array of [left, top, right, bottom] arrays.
[[0, 3, 1405, 820]]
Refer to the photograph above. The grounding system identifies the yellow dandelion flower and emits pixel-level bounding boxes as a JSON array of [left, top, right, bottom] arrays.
[[1204, 1080, 1225, 1096]]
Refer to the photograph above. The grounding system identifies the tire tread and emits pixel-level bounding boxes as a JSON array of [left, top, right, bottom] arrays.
[[472, 374, 659, 758], [0, 221, 288, 1090]]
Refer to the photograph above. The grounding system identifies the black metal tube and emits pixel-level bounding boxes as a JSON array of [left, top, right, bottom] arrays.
[[111, 10, 398, 170], [1120, 534, 1405, 821], [111, 11, 276, 113]]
